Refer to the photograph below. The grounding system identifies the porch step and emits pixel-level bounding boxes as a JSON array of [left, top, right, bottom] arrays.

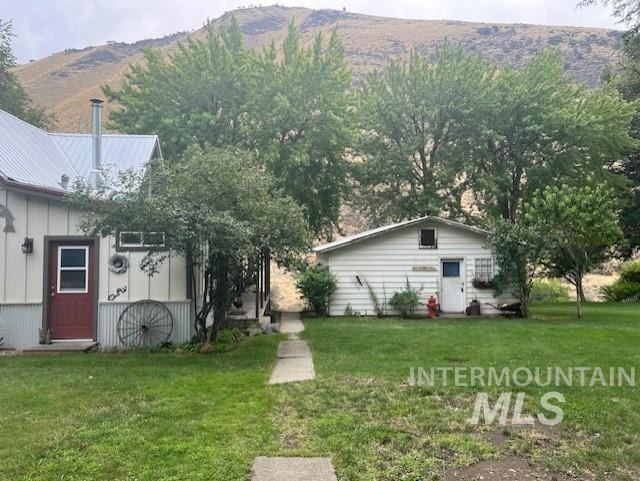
[[23, 341, 98, 353]]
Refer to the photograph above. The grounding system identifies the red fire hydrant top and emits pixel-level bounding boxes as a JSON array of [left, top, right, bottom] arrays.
[[427, 295, 438, 319]]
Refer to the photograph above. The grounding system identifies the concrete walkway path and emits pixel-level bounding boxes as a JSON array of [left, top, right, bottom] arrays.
[[251, 457, 338, 481], [255, 315, 337, 481], [268, 312, 315, 385]]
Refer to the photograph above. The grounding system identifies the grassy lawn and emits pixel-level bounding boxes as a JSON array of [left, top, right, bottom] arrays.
[[0, 335, 283, 481], [274, 303, 640, 481], [2, 304, 639, 481]]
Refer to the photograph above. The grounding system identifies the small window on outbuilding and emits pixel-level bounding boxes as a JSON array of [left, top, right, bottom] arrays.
[[419, 228, 437, 248], [475, 257, 493, 282]]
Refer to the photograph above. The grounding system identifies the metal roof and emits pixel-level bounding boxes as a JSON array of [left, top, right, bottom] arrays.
[[313, 216, 488, 253], [0, 109, 160, 194]]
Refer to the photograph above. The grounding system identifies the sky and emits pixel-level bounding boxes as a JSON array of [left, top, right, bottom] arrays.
[[1, 0, 621, 63]]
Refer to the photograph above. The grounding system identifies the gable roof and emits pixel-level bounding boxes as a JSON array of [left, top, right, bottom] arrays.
[[0, 109, 160, 195], [314, 216, 488, 253]]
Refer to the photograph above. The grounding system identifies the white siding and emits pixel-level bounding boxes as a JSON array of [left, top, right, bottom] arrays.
[[322, 220, 516, 316], [0, 188, 191, 349], [0, 189, 188, 304]]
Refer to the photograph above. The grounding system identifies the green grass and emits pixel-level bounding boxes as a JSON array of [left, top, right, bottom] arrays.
[[275, 303, 640, 481], [0, 335, 283, 481], [2, 304, 640, 481]]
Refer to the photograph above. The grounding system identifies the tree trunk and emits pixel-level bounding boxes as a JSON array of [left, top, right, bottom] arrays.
[[211, 254, 230, 342], [576, 278, 586, 303], [575, 283, 582, 319]]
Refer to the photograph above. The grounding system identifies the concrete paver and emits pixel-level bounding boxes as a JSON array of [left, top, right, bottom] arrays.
[[251, 457, 338, 481], [269, 356, 315, 384], [277, 340, 311, 358]]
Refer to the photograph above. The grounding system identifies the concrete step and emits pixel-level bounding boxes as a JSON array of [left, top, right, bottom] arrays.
[[23, 341, 98, 353]]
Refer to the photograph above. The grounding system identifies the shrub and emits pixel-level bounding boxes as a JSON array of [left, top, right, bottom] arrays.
[[620, 260, 640, 284], [344, 303, 353, 316], [530, 279, 570, 303], [389, 278, 421, 317], [297, 264, 337, 315], [601, 280, 640, 302], [389, 290, 420, 317]]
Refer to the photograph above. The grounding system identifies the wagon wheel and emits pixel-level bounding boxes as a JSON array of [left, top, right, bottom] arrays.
[[117, 300, 174, 347]]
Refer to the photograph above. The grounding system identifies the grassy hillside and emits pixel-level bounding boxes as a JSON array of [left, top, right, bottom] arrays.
[[15, 6, 622, 133]]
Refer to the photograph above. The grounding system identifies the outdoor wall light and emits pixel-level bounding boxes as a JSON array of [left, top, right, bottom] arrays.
[[21, 237, 34, 254]]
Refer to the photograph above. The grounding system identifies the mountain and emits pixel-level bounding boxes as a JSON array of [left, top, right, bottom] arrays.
[[14, 5, 622, 133]]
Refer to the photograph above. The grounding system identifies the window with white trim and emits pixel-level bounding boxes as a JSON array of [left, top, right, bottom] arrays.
[[474, 257, 494, 282], [118, 231, 166, 249], [58, 246, 89, 293]]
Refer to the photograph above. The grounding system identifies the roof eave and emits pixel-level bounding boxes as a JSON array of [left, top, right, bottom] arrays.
[[0, 176, 67, 199], [314, 216, 488, 254]]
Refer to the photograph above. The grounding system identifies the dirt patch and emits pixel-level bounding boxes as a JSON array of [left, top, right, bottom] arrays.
[[483, 430, 509, 447], [443, 454, 580, 480], [456, 425, 591, 481]]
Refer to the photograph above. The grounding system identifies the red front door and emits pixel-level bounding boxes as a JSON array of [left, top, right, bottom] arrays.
[[48, 241, 95, 340]]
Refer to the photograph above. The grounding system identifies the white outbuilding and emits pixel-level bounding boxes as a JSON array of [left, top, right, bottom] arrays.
[[314, 216, 517, 316]]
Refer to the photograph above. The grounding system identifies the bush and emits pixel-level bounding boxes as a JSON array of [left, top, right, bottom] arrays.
[[620, 260, 640, 284], [389, 280, 421, 317], [297, 264, 337, 315], [601, 280, 640, 302], [530, 279, 570, 303]]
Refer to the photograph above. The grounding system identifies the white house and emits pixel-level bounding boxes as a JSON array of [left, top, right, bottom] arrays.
[[314, 216, 516, 316], [0, 101, 196, 351]]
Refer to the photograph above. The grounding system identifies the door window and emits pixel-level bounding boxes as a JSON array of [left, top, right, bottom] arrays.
[[58, 246, 89, 293], [442, 261, 460, 277]]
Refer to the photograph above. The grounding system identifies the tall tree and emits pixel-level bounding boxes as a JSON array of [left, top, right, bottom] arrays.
[[525, 184, 623, 317], [470, 50, 637, 222], [104, 20, 353, 238], [355, 42, 494, 223], [580, 1, 640, 33], [69, 146, 309, 340], [104, 18, 251, 160], [580, 0, 640, 255], [250, 24, 355, 238], [0, 19, 53, 128]]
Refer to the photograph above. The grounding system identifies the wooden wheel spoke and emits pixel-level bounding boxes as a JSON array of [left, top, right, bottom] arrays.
[[117, 301, 174, 347]]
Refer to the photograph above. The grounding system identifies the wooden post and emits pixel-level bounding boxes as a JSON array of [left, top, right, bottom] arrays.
[[255, 252, 260, 320], [265, 247, 271, 300], [259, 249, 264, 309]]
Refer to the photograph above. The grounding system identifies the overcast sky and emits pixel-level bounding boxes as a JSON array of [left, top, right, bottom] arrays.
[[1, 0, 621, 63]]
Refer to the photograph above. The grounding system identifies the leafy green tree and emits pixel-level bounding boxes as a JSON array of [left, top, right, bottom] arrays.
[[355, 42, 494, 223], [471, 50, 637, 222], [250, 24, 355, 238], [580, 1, 640, 33], [526, 184, 623, 318], [104, 19, 251, 160], [576, 3, 640, 255], [69, 146, 309, 340], [0, 19, 53, 128], [104, 20, 353, 238], [488, 218, 546, 318]]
